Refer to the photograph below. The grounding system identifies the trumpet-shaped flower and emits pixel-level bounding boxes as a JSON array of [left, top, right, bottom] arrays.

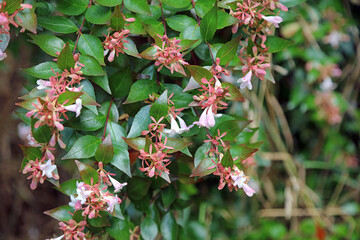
[[238, 70, 253, 90], [36, 79, 52, 90], [108, 175, 127, 193], [261, 15, 283, 28], [230, 167, 256, 197], [164, 115, 193, 136], [39, 160, 57, 179], [64, 98, 82, 117], [195, 106, 216, 129]]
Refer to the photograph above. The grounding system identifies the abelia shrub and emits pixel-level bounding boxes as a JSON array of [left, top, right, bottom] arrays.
[[4, 0, 294, 239]]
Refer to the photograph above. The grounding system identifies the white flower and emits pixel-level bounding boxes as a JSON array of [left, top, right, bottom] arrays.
[[108, 175, 127, 193], [0, 49, 7, 61], [238, 70, 253, 90], [262, 15, 283, 28], [103, 195, 120, 213], [36, 79, 51, 90], [39, 160, 57, 178], [76, 181, 92, 200], [64, 98, 82, 117], [164, 115, 193, 136], [66, 85, 83, 92], [194, 106, 216, 129], [230, 167, 256, 197]]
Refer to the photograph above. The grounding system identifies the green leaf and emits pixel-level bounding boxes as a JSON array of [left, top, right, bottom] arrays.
[[143, 19, 165, 39], [221, 149, 233, 168], [75, 160, 99, 184], [62, 135, 101, 159], [166, 15, 197, 32], [164, 84, 193, 109], [216, 37, 239, 65], [68, 110, 106, 131], [200, 5, 218, 42], [160, 213, 178, 240], [96, 0, 123, 7], [194, 0, 216, 18], [123, 38, 140, 58], [44, 205, 73, 222], [57, 0, 90, 16], [57, 179, 78, 196], [95, 134, 114, 163], [99, 101, 119, 123], [127, 176, 151, 200], [124, 80, 158, 104], [180, 23, 201, 40], [107, 218, 130, 240], [125, 14, 146, 35], [109, 68, 133, 98], [90, 75, 111, 94], [163, 0, 191, 8], [141, 217, 158, 240], [20, 146, 42, 169], [29, 34, 65, 57], [217, 10, 238, 29], [150, 90, 168, 121], [85, 5, 112, 24], [3, 0, 21, 14], [110, 5, 125, 30], [190, 157, 215, 177], [78, 34, 105, 65], [16, 7, 37, 34], [37, 16, 78, 34], [216, 119, 252, 141], [57, 43, 75, 71], [106, 121, 127, 148], [111, 144, 132, 177], [265, 36, 294, 53], [58, 91, 83, 105], [88, 211, 110, 227], [139, 46, 157, 60], [194, 142, 210, 167], [186, 65, 213, 84], [79, 54, 105, 76], [280, 0, 305, 7], [23, 62, 61, 79], [127, 105, 151, 138], [31, 118, 51, 144], [162, 185, 176, 209], [124, 0, 151, 15], [222, 82, 245, 102], [231, 145, 258, 163]]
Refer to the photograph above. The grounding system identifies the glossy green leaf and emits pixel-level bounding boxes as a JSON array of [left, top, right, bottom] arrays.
[[78, 34, 105, 65], [143, 19, 165, 38], [222, 82, 245, 102], [111, 144, 132, 177], [141, 217, 158, 240], [164, 84, 193, 109], [200, 5, 218, 42], [75, 160, 99, 184], [57, 0, 90, 16], [180, 23, 201, 40], [127, 105, 151, 138], [31, 117, 51, 144], [166, 15, 197, 32], [95, 134, 114, 163], [231, 145, 258, 163], [221, 149, 233, 167], [57, 43, 75, 70], [123, 38, 140, 58], [186, 65, 213, 84], [90, 75, 111, 94], [37, 16, 78, 34], [85, 5, 111, 24], [16, 7, 37, 34], [23, 62, 61, 79], [160, 213, 178, 240], [57, 179, 78, 196], [124, 80, 158, 104], [162, 185, 176, 209], [163, 0, 191, 8], [217, 10, 238, 29], [44, 205, 73, 222], [139, 46, 157, 60], [62, 135, 101, 159], [194, 0, 216, 18], [216, 37, 239, 65], [106, 121, 127, 148], [280, 0, 305, 7], [68, 110, 106, 131], [109, 68, 133, 98], [79, 54, 105, 76], [88, 211, 110, 227], [216, 119, 252, 141], [99, 101, 119, 123], [29, 34, 65, 57], [107, 218, 130, 240], [95, 0, 123, 7], [127, 176, 151, 200], [3, 0, 21, 14], [58, 91, 83, 105], [125, 14, 146, 35], [190, 156, 215, 177], [150, 90, 168, 120], [194, 142, 211, 167], [265, 36, 294, 53], [124, 0, 151, 15], [110, 5, 125, 30]]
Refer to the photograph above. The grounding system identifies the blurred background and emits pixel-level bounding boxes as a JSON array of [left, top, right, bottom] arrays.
[[1, 0, 359, 239]]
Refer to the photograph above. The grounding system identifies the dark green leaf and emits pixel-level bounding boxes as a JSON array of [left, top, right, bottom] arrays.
[[265, 36, 294, 53], [124, 0, 151, 15], [166, 15, 197, 32], [150, 90, 168, 120], [57, 0, 90, 16], [216, 37, 239, 65], [217, 10, 238, 29], [85, 5, 111, 24], [127, 176, 151, 200], [78, 34, 105, 65], [38, 16, 78, 34], [216, 119, 252, 141], [44, 205, 73, 222], [79, 54, 105, 76], [31, 117, 51, 143], [106, 218, 130, 240], [90, 75, 111, 94], [96, 0, 123, 7], [222, 82, 245, 102], [16, 7, 37, 34], [68, 110, 106, 132], [29, 34, 65, 57], [111, 5, 125, 30], [127, 105, 151, 138], [186, 65, 213, 84], [190, 157, 215, 177], [95, 134, 114, 163], [62, 135, 101, 159], [164, 84, 193, 109], [141, 217, 158, 240], [124, 80, 158, 104], [111, 144, 132, 177], [88, 211, 110, 227], [23, 62, 61, 79], [160, 213, 178, 240], [109, 68, 133, 98], [3, 0, 21, 14], [200, 5, 218, 42], [75, 160, 99, 184], [194, 0, 216, 18], [162, 185, 176, 209], [57, 43, 75, 70], [57, 179, 78, 196], [221, 149, 233, 167]]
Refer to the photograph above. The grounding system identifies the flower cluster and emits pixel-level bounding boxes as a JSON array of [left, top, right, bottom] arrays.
[[154, 35, 189, 75], [103, 29, 130, 62], [58, 219, 88, 240], [315, 92, 342, 125], [22, 158, 59, 190]]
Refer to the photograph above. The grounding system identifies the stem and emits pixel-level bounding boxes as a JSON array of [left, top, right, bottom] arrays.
[[102, 98, 114, 140], [72, 1, 92, 55], [159, 0, 167, 36]]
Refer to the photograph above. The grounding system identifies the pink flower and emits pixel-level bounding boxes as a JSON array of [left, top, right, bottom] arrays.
[[102, 194, 121, 213], [0, 13, 8, 26], [66, 85, 83, 92], [196, 106, 215, 129], [108, 175, 127, 193], [36, 79, 52, 90], [261, 15, 283, 28], [39, 160, 57, 179], [230, 167, 256, 197], [0, 49, 7, 61], [64, 98, 82, 117], [238, 70, 253, 90]]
